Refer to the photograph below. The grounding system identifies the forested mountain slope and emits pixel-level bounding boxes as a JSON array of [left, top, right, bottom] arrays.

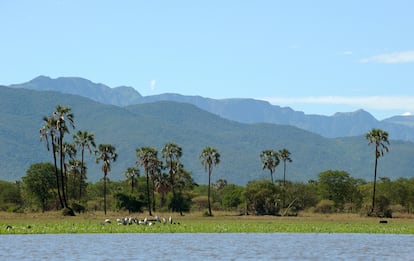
[[1, 86, 413, 185]]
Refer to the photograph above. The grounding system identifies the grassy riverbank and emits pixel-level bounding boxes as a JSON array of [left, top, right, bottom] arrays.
[[1, 211, 413, 234]]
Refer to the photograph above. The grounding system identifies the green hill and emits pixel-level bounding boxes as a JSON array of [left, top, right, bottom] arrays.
[[1, 86, 413, 185]]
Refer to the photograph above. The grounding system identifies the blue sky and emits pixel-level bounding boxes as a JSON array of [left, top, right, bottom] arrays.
[[1, 1, 414, 119]]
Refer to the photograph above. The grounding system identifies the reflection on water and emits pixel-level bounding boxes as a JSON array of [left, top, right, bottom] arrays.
[[0, 233, 413, 260]]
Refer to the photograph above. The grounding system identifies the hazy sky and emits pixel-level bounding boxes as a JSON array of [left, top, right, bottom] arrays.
[[1, 1, 414, 119]]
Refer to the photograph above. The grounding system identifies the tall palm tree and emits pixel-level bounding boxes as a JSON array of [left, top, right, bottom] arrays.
[[136, 146, 158, 216], [365, 128, 390, 215], [124, 167, 140, 194], [54, 105, 75, 209], [40, 115, 64, 208], [200, 146, 220, 216], [95, 144, 118, 215], [279, 148, 292, 187], [73, 130, 96, 200], [162, 142, 182, 196], [260, 150, 280, 183], [279, 148, 292, 208]]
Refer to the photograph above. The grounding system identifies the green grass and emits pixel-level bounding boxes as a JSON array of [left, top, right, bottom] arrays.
[[1, 211, 413, 234]]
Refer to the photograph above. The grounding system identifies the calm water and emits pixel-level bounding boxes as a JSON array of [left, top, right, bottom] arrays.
[[0, 233, 413, 260]]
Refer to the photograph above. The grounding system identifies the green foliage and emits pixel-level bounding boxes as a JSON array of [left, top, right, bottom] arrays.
[[285, 182, 318, 212], [0, 180, 22, 212], [114, 193, 143, 213], [221, 184, 244, 210], [244, 180, 280, 215], [317, 170, 362, 211], [167, 192, 192, 214], [22, 163, 56, 212]]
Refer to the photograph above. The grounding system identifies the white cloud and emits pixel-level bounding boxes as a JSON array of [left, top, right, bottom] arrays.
[[343, 51, 353, 55], [262, 96, 414, 112], [361, 51, 414, 64], [150, 80, 156, 91]]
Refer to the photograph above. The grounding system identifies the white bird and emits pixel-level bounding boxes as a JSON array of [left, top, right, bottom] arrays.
[[169, 216, 173, 224], [104, 218, 111, 224], [162, 217, 167, 224]]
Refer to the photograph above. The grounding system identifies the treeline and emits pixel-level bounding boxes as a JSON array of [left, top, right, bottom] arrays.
[[1, 104, 408, 217], [1, 169, 414, 217]]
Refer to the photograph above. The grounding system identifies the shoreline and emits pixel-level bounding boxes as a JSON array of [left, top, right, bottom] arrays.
[[1, 211, 413, 235]]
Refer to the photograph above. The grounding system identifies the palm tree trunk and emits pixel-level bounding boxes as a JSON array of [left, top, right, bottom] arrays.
[[371, 156, 378, 214], [208, 166, 212, 216], [170, 166, 175, 197], [146, 170, 152, 216], [270, 169, 274, 184], [152, 179, 156, 212], [52, 142, 64, 209], [103, 177, 107, 215], [79, 148, 85, 201], [283, 161, 286, 208], [59, 137, 68, 208]]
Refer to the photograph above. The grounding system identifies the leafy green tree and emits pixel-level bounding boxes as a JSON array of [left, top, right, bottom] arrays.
[[244, 180, 279, 215], [200, 146, 221, 216], [22, 163, 56, 212], [260, 150, 279, 183], [365, 128, 390, 214], [114, 192, 143, 213], [125, 167, 140, 193], [171, 167, 195, 215], [221, 184, 244, 210], [287, 182, 319, 212], [136, 146, 158, 216], [317, 170, 360, 211], [167, 192, 192, 213], [73, 130, 96, 200], [0, 180, 22, 212], [95, 144, 118, 215]]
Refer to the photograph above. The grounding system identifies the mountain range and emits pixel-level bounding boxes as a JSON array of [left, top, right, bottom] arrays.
[[11, 76, 414, 142], [1, 76, 414, 185]]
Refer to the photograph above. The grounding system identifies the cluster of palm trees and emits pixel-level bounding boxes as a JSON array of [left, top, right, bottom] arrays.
[[260, 148, 292, 207], [40, 105, 96, 215], [133, 144, 221, 217], [260, 148, 292, 185], [259, 128, 390, 216], [40, 105, 223, 216]]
